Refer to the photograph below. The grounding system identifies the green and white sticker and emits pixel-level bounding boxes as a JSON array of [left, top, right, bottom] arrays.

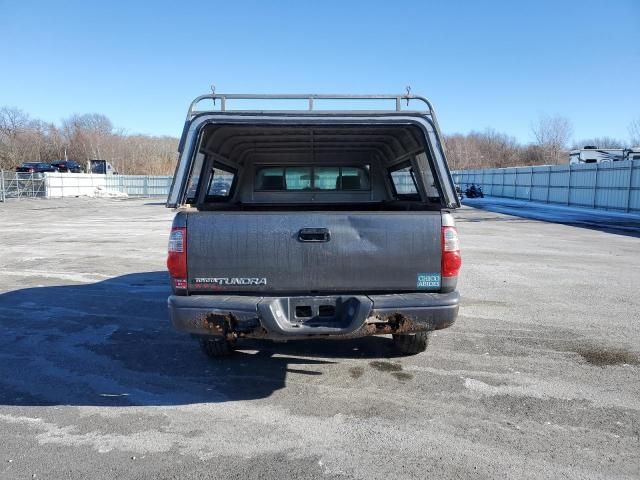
[[417, 273, 441, 289]]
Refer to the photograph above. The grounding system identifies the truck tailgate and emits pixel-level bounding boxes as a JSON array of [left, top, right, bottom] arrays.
[[186, 212, 442, 293]]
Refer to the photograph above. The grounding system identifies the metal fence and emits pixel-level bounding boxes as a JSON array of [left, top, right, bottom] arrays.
[[0, 172, 172, 201], [453, 160, 640, 213], [105, 175, 172, 197], [0, 172, 47, 201]]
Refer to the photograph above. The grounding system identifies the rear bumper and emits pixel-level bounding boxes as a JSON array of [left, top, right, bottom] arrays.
[[168, 291, 459, 340]]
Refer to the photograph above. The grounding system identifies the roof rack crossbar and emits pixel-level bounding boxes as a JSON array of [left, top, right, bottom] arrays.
[[187, 93, 435, 117]]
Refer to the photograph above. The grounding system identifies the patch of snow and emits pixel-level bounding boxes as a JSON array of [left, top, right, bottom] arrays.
[[93, 186, 128, 198]]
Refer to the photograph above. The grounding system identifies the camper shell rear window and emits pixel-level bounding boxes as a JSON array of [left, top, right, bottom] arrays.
[[255, 165, 371, 192]]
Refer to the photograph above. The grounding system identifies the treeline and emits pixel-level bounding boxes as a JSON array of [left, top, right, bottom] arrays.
[[0, 107, 177, 175], [2, 107, 639, 174], [445, 130, 540, 170], [445, 115, 640, 170]]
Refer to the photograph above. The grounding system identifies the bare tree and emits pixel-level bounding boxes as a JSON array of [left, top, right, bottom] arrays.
[[531, 114, 573, 164], [444, 129, 521, 169], [0, 106, 30, 137], [0, 107, 32, 170], [62, 113, 114, 160], [630, 118, 640, 146], [572, 136, 627, 149]]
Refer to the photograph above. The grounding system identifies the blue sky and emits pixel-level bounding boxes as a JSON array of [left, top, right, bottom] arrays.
[[2, 0, 639, 143]]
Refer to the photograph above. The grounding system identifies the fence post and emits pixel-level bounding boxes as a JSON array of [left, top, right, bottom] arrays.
[[144, 176, 149, 197], [567, 164, 572, 206], [625, 161, 634, 213], [513, 169, 517, 199], [528, 168, 532, 201], [546, 167, 551, 203], [593, 163, 599, 209], [0, 170, 4, 202]]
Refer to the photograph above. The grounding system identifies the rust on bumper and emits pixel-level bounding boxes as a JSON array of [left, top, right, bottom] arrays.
[[169, 292, 458, 340]]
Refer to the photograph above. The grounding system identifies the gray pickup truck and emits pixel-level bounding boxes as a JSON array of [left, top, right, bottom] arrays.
[[166, 93, 461, 357]]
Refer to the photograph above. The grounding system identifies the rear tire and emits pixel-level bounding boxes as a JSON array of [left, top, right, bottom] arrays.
[[392, 332, 429, 355], [199, 337, 235, 358]]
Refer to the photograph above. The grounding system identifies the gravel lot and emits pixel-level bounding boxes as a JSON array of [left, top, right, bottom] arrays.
[[0, 198, 638, 479]]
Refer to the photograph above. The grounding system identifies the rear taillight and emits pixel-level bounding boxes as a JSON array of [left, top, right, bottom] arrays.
[[441, 226, 461, 277], [167, 227, 187, 286]]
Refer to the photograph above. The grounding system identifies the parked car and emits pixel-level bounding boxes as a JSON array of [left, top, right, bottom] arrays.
[[15, 162, 57, 174], [166, 93, 461, 358], [50, 160, 83, 173]]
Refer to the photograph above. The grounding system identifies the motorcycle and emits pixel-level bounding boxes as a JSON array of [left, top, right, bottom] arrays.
[[465, 185, 484, 198]]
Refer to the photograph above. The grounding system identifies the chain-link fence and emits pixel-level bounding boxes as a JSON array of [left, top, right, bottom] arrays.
[[0, 171, 47, 201]]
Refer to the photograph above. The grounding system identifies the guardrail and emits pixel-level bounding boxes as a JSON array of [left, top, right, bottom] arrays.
[[453, 160, 640, 213]]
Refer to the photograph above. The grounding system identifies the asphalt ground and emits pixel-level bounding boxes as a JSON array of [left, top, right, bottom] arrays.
[[0, 198, 638, 479], [463, 196, 640, 237]]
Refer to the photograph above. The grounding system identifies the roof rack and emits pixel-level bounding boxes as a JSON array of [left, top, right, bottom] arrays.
[[187, 93, 436, 118]]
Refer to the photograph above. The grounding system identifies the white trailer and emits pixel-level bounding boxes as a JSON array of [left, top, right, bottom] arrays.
[[570, 146, 640, 164], [628, 148, 640, 161]]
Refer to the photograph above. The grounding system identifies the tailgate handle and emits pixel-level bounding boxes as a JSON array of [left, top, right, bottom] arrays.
[[298, 228, 331, 242]]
